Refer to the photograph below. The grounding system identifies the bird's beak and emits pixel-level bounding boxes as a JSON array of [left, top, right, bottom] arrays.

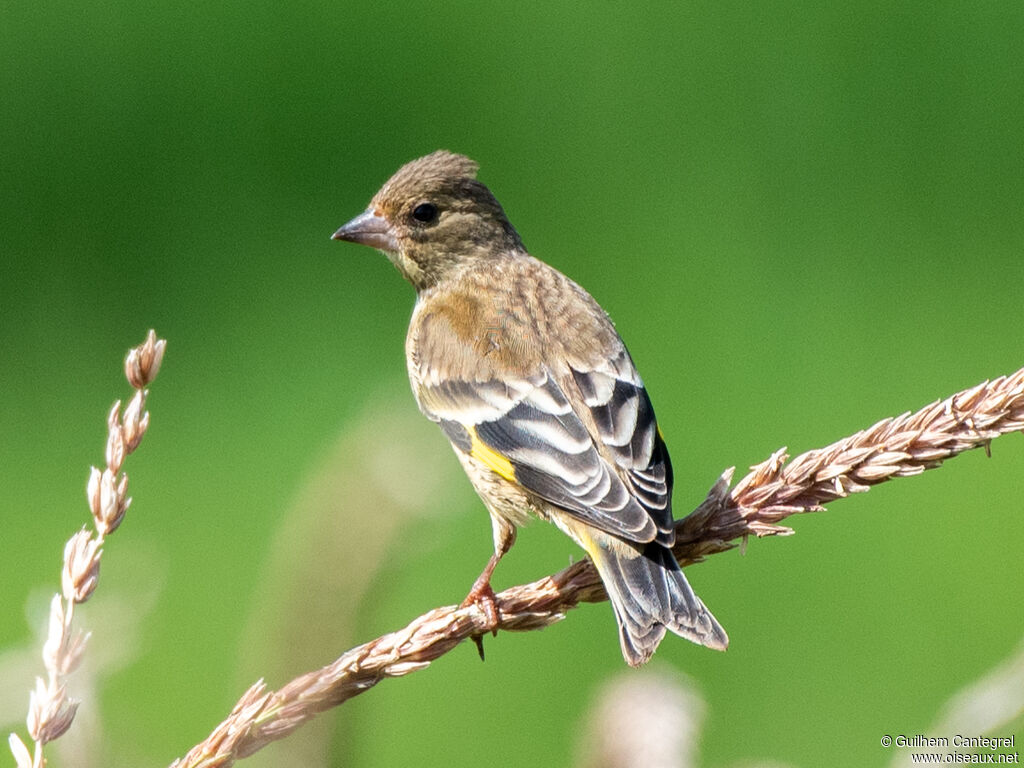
[[331, 209, 398, 253]]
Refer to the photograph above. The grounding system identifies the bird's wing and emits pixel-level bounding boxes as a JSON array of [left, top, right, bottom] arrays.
[[410, 290, 673, 546], [566, 348, 674, 541]]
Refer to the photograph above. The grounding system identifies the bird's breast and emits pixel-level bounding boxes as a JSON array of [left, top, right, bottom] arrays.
[[407, 280, 543, 385]]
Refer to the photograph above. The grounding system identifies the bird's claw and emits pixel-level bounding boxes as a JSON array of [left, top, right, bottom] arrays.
[[461, 581, 500, 661]]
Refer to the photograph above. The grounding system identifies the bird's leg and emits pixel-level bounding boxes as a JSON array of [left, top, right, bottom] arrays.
[[461, 551, 502, 628], [462, 516, 516, 660]]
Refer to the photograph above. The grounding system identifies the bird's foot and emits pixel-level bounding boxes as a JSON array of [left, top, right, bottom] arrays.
[[461, 579, 499, 628], [461, 579, 500, 661]]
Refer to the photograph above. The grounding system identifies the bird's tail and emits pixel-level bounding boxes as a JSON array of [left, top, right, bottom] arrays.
[[588, 540, 728, 666]]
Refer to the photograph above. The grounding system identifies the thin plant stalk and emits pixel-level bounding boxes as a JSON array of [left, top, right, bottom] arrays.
[[8, 331, 166, 768], [171, 367, 1024, 768]]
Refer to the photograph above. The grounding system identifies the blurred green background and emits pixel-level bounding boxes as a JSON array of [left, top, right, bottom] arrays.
[[2, 2, 1022, 766]]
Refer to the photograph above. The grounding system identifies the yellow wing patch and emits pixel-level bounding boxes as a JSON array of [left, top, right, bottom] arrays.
[[467, 425, 516, 483]]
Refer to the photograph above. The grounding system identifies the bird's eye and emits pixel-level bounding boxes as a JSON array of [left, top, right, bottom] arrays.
[[411, 202, 438, 223]]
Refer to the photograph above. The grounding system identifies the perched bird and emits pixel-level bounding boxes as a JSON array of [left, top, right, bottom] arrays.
[[332, 151, 727, 665]]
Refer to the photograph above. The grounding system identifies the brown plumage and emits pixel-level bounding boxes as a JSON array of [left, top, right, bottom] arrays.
[[332, 150, 727, 665]]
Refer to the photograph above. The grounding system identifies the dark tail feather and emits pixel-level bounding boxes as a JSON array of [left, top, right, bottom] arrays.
[[592, 541, 728, 666]]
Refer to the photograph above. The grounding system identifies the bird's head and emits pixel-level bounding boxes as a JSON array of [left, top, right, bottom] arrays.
[[332, 150, 523, 291]]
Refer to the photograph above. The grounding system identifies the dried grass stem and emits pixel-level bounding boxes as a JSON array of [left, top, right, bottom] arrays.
[[9, 331, 165, 768], [172, 367, 1024, 767]]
